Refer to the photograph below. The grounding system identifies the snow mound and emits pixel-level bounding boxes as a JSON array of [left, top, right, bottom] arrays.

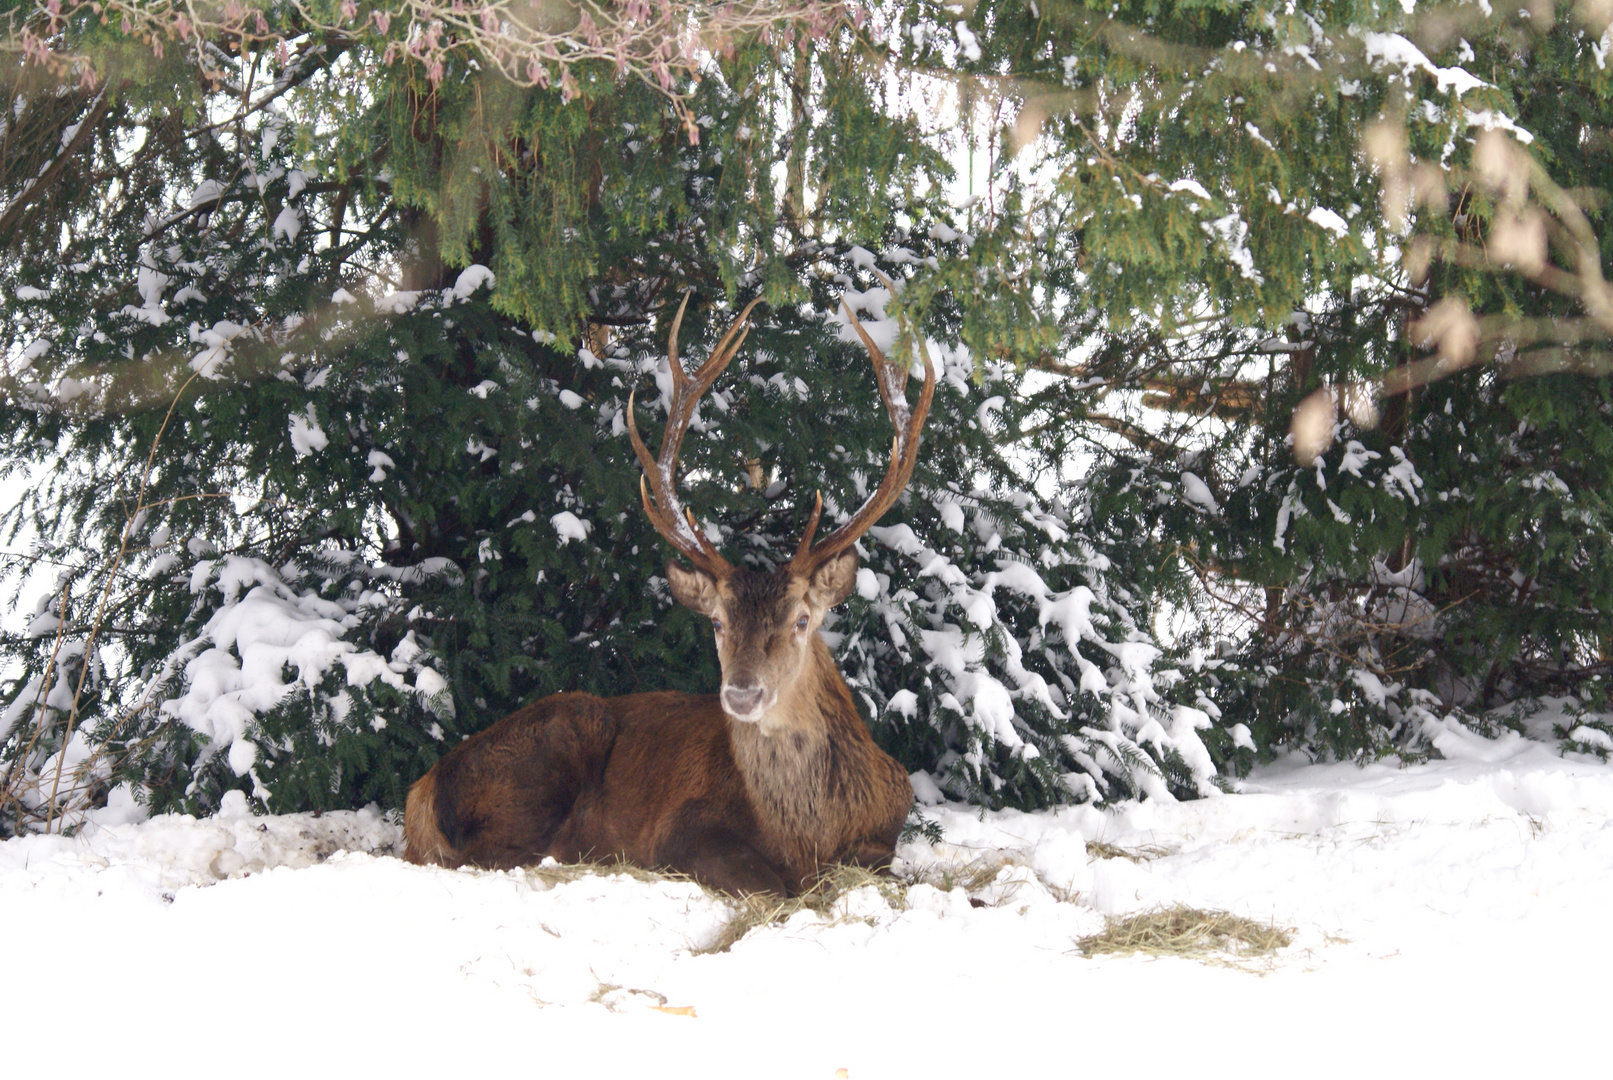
[[0, 801, 398, 895], [4, 740, 1612, 1076]]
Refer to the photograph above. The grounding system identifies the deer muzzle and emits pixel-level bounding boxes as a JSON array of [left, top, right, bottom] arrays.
[[720, 682, 774, 722]]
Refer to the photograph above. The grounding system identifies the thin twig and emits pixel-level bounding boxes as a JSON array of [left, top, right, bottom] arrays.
[[43, 368, 204, 832]]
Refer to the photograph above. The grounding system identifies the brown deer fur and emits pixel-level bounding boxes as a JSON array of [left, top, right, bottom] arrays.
[[402, 559, 913, 895], [402, 290, 929, 895]]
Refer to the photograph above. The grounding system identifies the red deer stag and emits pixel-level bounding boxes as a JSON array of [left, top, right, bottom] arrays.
[[403, 291, 935, 895]]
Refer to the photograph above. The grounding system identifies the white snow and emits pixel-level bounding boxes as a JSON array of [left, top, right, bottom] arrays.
[[366, 449, 395, 481], [955, 21, 981, 62], [1204, 212, 1263, 283], [1306, 206, 1350, 236], [1464, 107, 1536, 145], [452, 264, 496, 299], [550, 510, 592, 545], [1359, 31, 1487, 97], [163, 574, 357, 765], [188, 319, 249, 378], [3, 727, 1610, 1076], [271, 204, 301, 243], [1168, 178, 1212, 201], [187, 178, 225, 208], [414, 666, 449, 701], [140, 555, 459, 797], [288, 404, 328, 457], [1179, 471, 1219, 513], [379, 290, 421, 314]]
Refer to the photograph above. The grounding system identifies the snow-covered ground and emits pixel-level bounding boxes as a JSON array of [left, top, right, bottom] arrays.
[[5, 712, 1610, 1077]]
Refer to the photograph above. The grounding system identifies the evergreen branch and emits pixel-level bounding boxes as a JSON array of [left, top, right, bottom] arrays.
[[42, 366, 206, 831], [0, 261, 423, 417], [190, 32, 350, 137], [139, 179, 347, 245], [4, 0, 857, 139], [1025, 412, 1173, 460], [0, 579, 73, 821], [0, 83, 114, 241]]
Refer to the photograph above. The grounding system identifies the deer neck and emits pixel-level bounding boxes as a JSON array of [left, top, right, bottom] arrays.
[[727, 637, 871, 847]]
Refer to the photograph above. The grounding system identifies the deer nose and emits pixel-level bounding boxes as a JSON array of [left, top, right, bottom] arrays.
[[721, 684, 766, 717]]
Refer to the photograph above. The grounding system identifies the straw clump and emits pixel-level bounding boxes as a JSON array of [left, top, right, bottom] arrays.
[[1077, 905, 1293, 967], [697, 864, 906, 955]]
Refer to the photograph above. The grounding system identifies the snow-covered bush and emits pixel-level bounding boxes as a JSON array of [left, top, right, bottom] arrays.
[[762, 323, 1228, 810], [839, 466, 1225, 808], [137, 553, 462, 813]]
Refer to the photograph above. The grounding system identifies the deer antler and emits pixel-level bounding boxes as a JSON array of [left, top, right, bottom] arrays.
[[627, 291, 765, 578], [790, 274, 937, 574]]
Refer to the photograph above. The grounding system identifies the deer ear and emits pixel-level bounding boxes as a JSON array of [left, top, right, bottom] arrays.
[[807, 550, 859, 610], [666, 560, 720, 616]]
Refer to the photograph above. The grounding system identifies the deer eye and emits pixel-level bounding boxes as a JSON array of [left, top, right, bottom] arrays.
[[794, 614, 810, 633], [711, 618, 724, 635]]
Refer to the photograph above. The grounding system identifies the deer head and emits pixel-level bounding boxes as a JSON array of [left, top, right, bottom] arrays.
[[627, 287, 936, 729]]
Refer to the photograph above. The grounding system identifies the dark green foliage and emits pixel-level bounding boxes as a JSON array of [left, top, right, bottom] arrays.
[[5, 1, 1612, 833], [0, 8, 1225, 829], [895, 0, 1613, 762]]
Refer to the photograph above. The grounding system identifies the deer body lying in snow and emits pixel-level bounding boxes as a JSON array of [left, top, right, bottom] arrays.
[[404, 293, 934, 895]]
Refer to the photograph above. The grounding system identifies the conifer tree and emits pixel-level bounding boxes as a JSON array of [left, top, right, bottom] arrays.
[[884, 0, 1613, 758], [0, 0, 1227, 831], [3, 0, 1611, 833]]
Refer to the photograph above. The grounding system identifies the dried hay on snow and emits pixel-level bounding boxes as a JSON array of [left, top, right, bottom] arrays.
[[1077, 905, 1293, 968], [697, 864, 906, 955], [1084, 840, 1172, 862]]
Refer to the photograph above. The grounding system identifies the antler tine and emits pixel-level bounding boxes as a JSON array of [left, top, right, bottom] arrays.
[[865, 269, 912, 405], [685, 507, 726, 564], [626, 295, 766, 576], [628, 408, 691, 561], [792, 489, 825, 564], [665, 289, 693, 396], [658, 295, 764, 482], [791, 296, 936, 573], [701, 296, 766, 383], [627, 387, 726, 574], [840, 298, 900, 420]]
